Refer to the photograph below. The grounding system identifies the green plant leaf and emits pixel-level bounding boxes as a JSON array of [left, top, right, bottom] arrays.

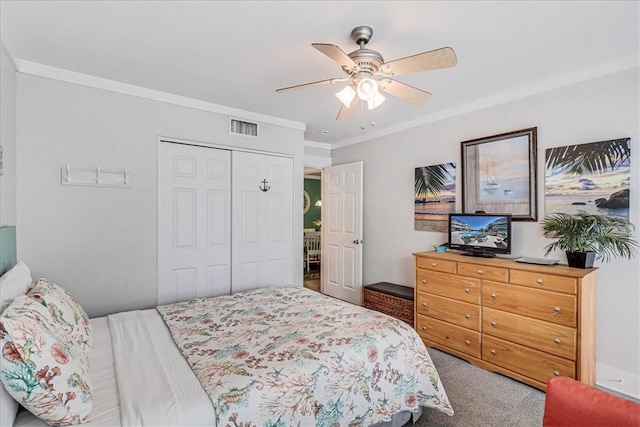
[[541, 211, 638, 262]]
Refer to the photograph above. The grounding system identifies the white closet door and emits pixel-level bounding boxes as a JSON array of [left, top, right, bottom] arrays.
[[232, 151, 293, 292], [158, 142, 231, 304]]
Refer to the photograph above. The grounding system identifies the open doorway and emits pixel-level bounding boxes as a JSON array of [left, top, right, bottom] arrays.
[[303, 167, 322, 292]]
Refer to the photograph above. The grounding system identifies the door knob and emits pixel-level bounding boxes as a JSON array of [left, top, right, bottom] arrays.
[[353, 239, 362, 244]]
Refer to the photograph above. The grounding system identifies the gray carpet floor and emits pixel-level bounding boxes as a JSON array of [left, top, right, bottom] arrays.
[[412, 348, 546, 427]]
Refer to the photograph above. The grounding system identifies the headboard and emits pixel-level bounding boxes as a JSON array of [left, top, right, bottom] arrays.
[[0, 226, 17, 276]]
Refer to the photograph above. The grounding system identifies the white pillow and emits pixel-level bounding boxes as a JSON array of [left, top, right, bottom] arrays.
[[1, 382, 19, 427], [0, 261, 33, 313]]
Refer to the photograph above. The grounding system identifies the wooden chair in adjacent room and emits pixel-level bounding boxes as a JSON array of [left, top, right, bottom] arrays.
[[303, 231, 321, 272]]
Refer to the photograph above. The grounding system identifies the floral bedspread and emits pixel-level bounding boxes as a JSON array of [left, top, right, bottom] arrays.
[[156, 287, 453, 427]]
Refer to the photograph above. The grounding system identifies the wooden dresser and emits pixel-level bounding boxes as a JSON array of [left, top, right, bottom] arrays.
[[413, 251, 597, 391]]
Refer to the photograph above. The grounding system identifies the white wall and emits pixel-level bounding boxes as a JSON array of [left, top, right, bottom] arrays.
[[304, 143, 332, 170], [16, 74, 305, 317], [331, 68, 640, 398], [0, 43, 17, 226]]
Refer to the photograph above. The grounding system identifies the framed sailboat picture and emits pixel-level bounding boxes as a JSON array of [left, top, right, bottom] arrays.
[[461, 127, 538, 221]]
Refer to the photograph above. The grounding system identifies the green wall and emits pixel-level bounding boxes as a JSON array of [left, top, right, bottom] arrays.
[[304, 178, 321, 229]]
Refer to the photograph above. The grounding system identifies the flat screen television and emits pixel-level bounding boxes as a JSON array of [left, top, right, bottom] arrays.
[[448, 213, 512, 257]]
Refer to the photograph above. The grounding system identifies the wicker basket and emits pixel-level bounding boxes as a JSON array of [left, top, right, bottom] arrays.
[[363, 288, 414, 327]]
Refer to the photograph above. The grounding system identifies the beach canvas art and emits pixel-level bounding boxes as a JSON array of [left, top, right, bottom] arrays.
[[415, 163, 456, 232], [545, 138, 631, 221]]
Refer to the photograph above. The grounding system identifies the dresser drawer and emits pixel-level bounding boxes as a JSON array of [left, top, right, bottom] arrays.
[[483, 307, 576, 360], [483, 281, 576, 327], [416, 293, 481, 331], [510, 270, 577, 294], [483, 335, 575, 384], [416, 257, 457, 274], [458, 262, 509, 283], [416, 270, 481, 304], [416, 314, 481, 358]]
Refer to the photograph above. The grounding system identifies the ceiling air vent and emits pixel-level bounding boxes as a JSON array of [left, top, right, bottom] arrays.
[[229, 117, 259, 138]]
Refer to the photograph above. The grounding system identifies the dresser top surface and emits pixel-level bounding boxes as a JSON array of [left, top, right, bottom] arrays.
[[413, 250, 597, 278]]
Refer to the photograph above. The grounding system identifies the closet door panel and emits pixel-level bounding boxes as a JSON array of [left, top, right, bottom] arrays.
[[241, 192, 261, 245], [160, 143, 294, 302], [174, 189, 196, 248], [159, 142, 232, 304], [232, 151, 293, 292], [208, 190, 228, 245]]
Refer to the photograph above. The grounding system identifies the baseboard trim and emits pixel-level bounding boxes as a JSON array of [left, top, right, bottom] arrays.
[[596, 362, 640, 400]]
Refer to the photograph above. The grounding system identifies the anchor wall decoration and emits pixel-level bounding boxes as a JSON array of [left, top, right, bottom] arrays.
[[259, 179, 271, 192]]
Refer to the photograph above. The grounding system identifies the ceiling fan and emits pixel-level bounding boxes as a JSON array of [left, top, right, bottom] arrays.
[[276, 26, 457, 121]]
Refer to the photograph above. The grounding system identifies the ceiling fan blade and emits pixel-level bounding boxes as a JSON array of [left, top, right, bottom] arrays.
[[276, 77, 348, 93], [312, 43, 360, 73], [378, 78, 432, 105], [378, 47, 457, 77], [336, 97, 360, 121]]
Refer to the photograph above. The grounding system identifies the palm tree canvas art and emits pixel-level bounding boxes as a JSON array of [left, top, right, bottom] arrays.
[[545, 138, 631, 221], [415, 163, 456, 232]]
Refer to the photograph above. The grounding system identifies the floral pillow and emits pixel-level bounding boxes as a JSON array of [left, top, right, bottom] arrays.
[[0, 295, 81, 356], [28, 279, 93, 353], [0, 297, 93, 425]]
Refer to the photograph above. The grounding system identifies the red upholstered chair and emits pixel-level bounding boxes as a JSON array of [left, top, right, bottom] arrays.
[[543, 376, 640, 427]]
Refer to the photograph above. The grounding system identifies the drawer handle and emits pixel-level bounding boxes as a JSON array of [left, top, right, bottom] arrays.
[[422, 326, 427, 330], [465, 314, 471, 319], [464, 288, 470, 293], [464, 340, 470, 345], [536, 278, 543, 285], [554, 338, 561, 344], [422, 302, 427, 307], [554, 306, 561, 313], [431, 263, 437, 267], [490, 321, 496, 327], [490, 349, 496, 355], [422, 279, 427, 284], [490, 293, 497, 299], [553, 370, 560, 376], [477, 270, 482, 275]]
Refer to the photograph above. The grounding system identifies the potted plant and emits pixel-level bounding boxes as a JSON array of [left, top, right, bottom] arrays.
[[540, 211, 638, 268]]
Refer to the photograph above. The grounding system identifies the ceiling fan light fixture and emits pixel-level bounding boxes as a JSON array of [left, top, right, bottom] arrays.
[[356, 76, 379, 101], [367, 93, 386, 110], [335, 85, 356, 108], [276, 26, 457, 121]]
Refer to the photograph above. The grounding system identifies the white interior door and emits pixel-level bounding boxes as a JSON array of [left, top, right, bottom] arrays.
[[158, 142, 231, 304], [322, 161, 363, 304], [232, 151, 294, 292]]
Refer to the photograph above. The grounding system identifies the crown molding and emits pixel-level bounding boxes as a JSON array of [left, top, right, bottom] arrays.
[[16, 60, 306, 132], [303, 139, 332, 150], [331, 54, 640, 150], [6, 49, 637, 149]]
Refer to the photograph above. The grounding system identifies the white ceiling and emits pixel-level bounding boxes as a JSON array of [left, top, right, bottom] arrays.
[[1, 1, 638, 147]]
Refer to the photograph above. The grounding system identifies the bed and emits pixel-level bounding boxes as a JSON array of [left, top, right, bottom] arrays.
[[1, 261, 453, 426]]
